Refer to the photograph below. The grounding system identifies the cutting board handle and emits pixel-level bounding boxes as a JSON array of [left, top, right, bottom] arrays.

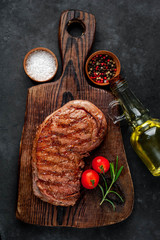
[[59, 10, 96, 77]]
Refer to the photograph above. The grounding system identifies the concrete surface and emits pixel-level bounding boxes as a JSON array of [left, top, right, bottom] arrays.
[[0, 0, 160, 239]]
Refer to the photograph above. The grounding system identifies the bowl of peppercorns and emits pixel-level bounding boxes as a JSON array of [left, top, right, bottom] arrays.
[[85, 50, 121, 86]]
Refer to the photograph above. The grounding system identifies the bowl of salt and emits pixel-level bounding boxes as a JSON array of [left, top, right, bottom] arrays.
[[23, 47, 58, 83]]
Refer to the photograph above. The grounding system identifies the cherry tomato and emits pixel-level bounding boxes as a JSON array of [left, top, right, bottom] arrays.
[[92, 156, 110, 173], [81, 169, 99, 189]]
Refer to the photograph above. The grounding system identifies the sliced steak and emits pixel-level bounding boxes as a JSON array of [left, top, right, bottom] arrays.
[[32, 100, 107, 206]]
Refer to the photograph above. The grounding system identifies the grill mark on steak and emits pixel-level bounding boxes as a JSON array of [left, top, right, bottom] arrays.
[[37, 180, 80, 196], [38, 172, 80, 184], [56, 115, 87, 128], [38, 178, 80, 189], [38, 174, 80, 186], [49, 138, 92, 147], [32, 100, 107, 206], [36, 153, 82, 167], [37, 161, 79, 172], [38, 169, 81, 177], [37, 159, 75, 166], [50, 127, 90, 137]]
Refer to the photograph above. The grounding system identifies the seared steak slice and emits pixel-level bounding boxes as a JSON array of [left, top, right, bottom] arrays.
[[32, 100, 107, 206]]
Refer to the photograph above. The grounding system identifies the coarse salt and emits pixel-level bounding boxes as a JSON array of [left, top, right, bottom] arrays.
[[26, 50, 57, 81]]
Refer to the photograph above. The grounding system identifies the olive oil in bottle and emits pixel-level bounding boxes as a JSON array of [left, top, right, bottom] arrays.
[[130, 119, 160, 176], [109, 76, 160, 176]]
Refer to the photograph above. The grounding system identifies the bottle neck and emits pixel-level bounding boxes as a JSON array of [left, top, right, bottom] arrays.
[[110, 76, 150, 128]]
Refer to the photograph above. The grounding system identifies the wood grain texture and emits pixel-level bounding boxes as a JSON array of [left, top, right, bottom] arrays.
[[16, 10, 134, 228]]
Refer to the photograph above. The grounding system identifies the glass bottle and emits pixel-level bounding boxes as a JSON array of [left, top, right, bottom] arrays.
[[108, 76, 160, 176]]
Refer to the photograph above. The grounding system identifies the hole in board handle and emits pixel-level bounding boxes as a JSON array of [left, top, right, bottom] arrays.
[[67, 19, 86, 37]]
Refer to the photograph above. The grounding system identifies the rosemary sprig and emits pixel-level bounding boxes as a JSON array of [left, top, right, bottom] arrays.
[[99, 156, 124, 210]]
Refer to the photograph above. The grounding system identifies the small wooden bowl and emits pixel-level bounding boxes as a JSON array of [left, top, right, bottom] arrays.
[[23, 47, 58, 83], [85, 50, 121, 86]]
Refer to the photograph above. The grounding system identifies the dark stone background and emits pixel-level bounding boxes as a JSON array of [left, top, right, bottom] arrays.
[[0, 0, 160, 239]]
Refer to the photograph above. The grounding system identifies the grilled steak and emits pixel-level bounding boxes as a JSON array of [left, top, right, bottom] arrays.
[[32, 100, 107, 206]]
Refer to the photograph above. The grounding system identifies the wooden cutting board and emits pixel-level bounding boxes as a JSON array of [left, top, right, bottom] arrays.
[[16, 10, 134, 228]]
